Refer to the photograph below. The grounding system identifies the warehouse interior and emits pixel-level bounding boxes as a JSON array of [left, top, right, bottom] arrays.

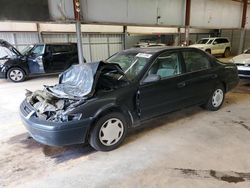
[[1, 0, 250, 187]]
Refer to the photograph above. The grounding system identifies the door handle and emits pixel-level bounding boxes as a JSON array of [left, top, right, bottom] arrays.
[[211, 74, 218, 79], [177, 82, 186, 88]]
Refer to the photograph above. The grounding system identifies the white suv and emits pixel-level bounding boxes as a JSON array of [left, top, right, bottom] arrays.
[[189, 37, 231, 57]]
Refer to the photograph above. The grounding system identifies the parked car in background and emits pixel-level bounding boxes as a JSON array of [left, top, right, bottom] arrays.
[[230, 48, 250, 78], [189, 37, 231, 57], [0, 39, 83, 82], [134, 42, 166, 48], [20, 47, 239, 151]]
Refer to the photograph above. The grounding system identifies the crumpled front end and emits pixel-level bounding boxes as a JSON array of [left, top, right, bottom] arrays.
[[25, 89, 84, 122], [19, 61, 128, 146], [21, 61, 126, 123]]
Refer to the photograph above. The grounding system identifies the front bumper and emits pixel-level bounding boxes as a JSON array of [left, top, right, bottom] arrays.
[[237, 66, 250, 78], [20, 100, 93, 146]]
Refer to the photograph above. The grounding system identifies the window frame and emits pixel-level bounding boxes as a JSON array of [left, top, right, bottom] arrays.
[[181, 49, 212, 74], [140, 50, 185, 84]]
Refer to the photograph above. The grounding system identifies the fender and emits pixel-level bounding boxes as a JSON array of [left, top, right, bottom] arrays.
[[92, 103, 135, 127]]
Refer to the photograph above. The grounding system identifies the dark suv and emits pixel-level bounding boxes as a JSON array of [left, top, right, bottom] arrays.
[[0, 40, 82, 82]]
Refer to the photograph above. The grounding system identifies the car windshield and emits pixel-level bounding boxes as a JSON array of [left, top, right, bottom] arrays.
[[197, 39, 209, 44], [107, 52, 152, 80], [29, 45, 45, 56], [20, 45, 34, 55]]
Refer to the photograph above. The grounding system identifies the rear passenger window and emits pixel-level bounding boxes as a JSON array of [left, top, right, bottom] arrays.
[[182, 51, 210, 72], [51, 45, 71, 53], [147, 52, 182, 79]]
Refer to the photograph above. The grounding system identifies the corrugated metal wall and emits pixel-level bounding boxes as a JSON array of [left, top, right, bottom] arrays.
[[0, 32, 39, 51], [0, 32, 123, 62], [221, 29, 241, 55]]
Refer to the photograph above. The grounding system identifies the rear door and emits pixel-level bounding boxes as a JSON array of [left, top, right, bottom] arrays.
[[50, 45, 71, 72], [179, 49, 218, 106]]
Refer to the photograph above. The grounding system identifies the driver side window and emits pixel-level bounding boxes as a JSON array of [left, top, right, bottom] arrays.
[[147, 52, 182, 79]]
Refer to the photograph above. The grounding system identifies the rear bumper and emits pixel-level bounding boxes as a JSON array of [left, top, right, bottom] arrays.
[[20, 100, 93, 146], [237, 66, 250, 78]]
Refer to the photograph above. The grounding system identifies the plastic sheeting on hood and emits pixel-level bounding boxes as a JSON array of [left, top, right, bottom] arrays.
[[45, 62, 100, 99]]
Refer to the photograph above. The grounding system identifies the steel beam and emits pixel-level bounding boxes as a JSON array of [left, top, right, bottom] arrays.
[[184, 0, 191, 46], [238, 0, 247, 54], [73, 0, 84, 64]]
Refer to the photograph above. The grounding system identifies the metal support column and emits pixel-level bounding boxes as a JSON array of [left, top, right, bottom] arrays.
[[123, 26, 127, 50], [73, 0, 84, 64], [184, 0, 191, 46], [75, 21, 84, 64], [36, 23, 43, 43], [174, 28, 181, 46], [238, 0, 247, 54]]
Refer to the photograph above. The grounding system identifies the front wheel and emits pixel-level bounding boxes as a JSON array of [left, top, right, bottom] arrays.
[[89, 112, 128, 151], [203, 85, 225, 111], [7, 67, 26, 82]]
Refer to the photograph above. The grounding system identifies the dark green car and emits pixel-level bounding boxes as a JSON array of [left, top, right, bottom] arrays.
[[20, 47, 239, 151]]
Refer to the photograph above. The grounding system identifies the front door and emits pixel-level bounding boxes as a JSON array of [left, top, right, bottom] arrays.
[[139, 51, 187, 120], [27, 44, 46, 74]]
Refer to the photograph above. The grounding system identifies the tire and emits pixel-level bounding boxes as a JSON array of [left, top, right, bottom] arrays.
[[89, 112, 128, 151], [203, 84, 225, 111], [7, 67, 26, 82], [223, 48, 230, 58], [205, 49, 211, 54]]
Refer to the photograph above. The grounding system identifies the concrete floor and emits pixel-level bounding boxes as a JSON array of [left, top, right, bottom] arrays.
[[1, 68, 250, 187]]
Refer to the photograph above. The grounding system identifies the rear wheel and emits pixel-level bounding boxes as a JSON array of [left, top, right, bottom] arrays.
[[89, 112, 128, 151], [203, 84, 225, 111], [7, 67, 26, 82], [224, 48, 230, 57]]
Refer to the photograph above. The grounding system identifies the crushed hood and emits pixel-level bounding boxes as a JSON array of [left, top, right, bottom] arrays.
[[44, 61, 125, 99], [0, 39, 22, 57]]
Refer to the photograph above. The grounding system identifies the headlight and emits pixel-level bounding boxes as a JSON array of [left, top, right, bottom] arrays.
[[48, 113, 82, 122]]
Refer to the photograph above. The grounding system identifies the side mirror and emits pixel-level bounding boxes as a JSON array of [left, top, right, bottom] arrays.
[[213, 42, 217, 45], [244, 49, 248, 53], [143, 74, 160, 83]]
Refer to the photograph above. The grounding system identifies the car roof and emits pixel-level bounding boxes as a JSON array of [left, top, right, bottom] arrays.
[[33, 43, 77, 45], [122, 46, 192, 54], [200, 37, 229, 40]]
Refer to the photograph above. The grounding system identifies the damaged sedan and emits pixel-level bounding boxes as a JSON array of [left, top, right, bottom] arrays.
[[20, 47, 239, 151]]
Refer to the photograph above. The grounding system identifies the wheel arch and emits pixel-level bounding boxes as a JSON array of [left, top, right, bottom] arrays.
[[85, 105, 133, 143], [92, 105, 133, 128], [6, 66, 27, 77]]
